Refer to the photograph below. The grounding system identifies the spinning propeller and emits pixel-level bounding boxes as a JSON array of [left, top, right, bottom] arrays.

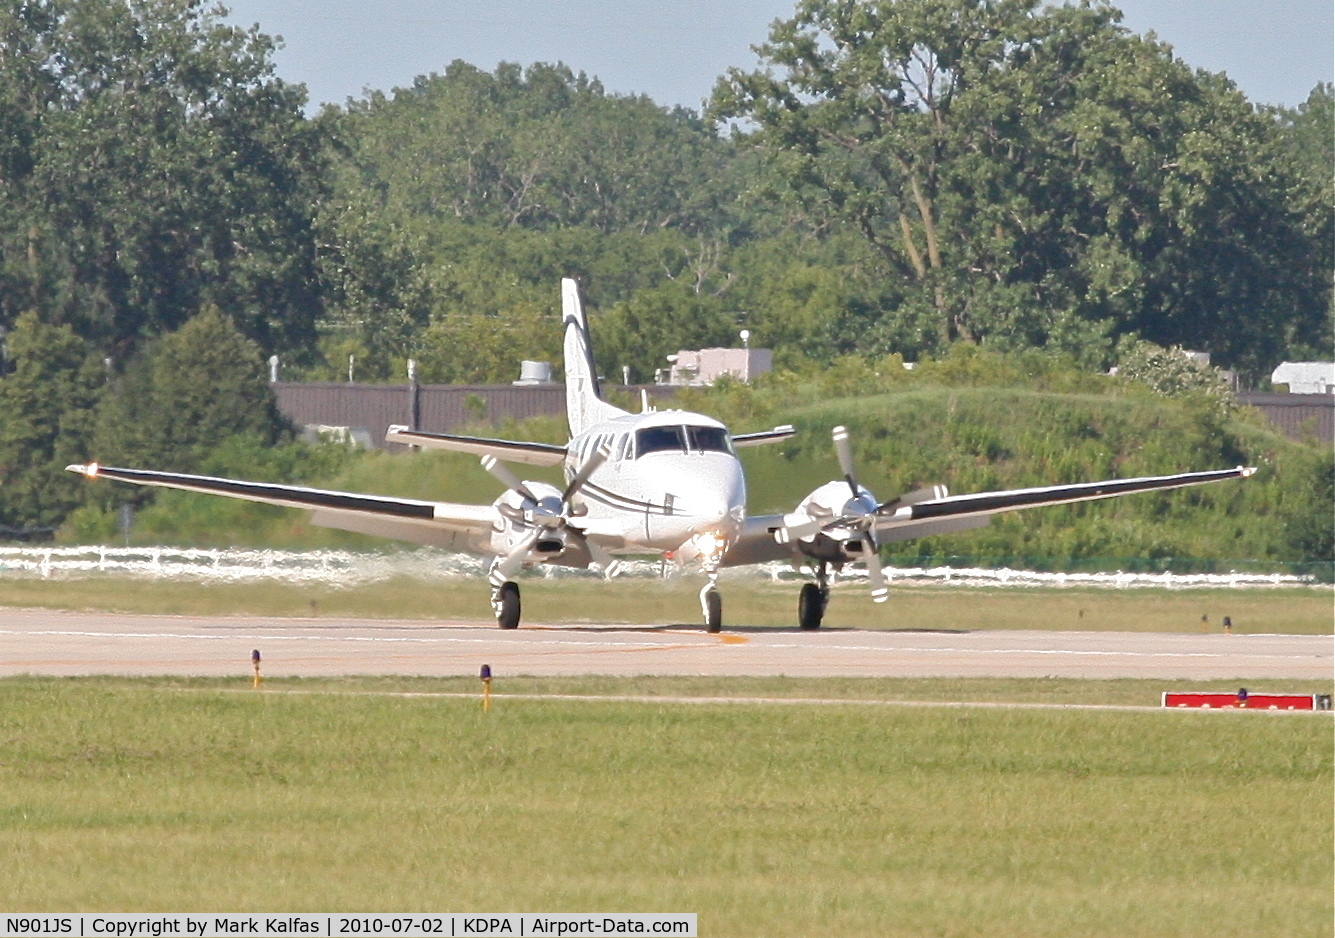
[[482, 444, 609, 583], [773, 426, 948, 603]]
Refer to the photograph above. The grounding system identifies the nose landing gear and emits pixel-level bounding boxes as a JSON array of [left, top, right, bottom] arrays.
[[700, 573, 722, 633]]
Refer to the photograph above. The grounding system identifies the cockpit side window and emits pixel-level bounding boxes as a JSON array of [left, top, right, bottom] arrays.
[[635, 425, 686, 456], [686, 425, 734, 455]]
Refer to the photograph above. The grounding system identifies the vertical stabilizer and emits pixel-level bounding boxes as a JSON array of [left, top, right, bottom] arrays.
[[562, 278, 628, 437]]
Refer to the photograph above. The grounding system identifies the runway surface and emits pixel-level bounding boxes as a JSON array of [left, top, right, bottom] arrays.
[[1, 609, 1329, 679]]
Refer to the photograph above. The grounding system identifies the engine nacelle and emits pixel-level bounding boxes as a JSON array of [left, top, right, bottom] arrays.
[[784, 479, 880, 562], [491, 480, 566, 554]]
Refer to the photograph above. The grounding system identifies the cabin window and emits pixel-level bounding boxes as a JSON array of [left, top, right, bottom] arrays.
[[617, 434, 633, 461]]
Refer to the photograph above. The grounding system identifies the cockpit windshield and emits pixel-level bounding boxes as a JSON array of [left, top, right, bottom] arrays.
[[634, 425, 734, 458], [635, 425, 686, 456], [686, 425, 734, 455]]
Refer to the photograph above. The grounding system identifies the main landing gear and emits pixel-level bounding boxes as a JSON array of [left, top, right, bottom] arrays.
[[492, 581, 521, 629], [798, 563, 830, 630]]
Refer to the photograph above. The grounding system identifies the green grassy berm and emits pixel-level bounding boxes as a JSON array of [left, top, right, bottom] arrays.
[[1, 677, 1331, 936]]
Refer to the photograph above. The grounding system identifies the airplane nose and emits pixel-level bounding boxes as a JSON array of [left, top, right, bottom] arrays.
[[696, 496, 730, 524], [687, 483, 745, 534]]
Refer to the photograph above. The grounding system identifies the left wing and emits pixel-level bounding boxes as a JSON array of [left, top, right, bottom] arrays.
[[66, 463, 498, 549], [873, 466, 1255, 537], [725, 466, 1256, 567]]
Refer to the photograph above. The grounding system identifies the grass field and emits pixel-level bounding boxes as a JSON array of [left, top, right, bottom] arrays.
[[1, 677, 1330, 936], [1, 576, 1331, 633]]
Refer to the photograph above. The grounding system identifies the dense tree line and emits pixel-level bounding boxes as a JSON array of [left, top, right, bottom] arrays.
[[712, 0, 1331, 374], [0, 0, 1329, 547]]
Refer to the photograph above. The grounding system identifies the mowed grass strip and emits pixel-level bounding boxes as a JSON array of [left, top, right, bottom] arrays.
[[54, 674, 1335, 709], [1, 678, 1330, 937], [1, 576, 1331, 633]]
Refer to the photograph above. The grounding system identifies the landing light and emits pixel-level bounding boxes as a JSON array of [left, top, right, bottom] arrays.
[[693, 531, 728, 564]]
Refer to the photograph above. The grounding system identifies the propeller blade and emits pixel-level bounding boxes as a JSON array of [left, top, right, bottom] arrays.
[[876, 483, 948, 513], [865, 547, 889, 603], [585, 538, 623, 579], [832, 425, 859, 499], [561, 444, 609, 504], [774, 515, 826, 544], [490, 529, 540, 585], [481, 455, 538, 504]]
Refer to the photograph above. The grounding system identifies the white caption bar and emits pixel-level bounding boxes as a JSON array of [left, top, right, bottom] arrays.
[[0, 916, 696, 938]]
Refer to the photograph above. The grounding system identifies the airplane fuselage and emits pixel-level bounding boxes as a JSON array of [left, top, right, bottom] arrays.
[[560, 409, 747, 558]]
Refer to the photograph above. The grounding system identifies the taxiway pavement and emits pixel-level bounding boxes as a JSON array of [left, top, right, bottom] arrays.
[[1, 609, 1329, 680]]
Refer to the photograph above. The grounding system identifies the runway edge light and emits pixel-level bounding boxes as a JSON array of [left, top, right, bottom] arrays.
[[252, 649, 261, 689], [480, 664, 492, 712]]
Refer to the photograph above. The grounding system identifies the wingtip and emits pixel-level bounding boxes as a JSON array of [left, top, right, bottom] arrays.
[[66, 462, 99, 477], [1239, 466, 1257, 478]]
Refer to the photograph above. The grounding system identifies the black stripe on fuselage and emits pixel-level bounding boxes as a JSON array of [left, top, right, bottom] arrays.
[[578, 480, 679, 516], [92, 467, 437, 519]]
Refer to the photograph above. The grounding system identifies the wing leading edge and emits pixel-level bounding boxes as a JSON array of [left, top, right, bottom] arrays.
[[873, 466, 1256, 535]]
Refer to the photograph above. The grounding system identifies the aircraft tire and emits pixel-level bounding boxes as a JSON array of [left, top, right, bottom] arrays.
[[496, 581, 521, 629], [798, 583, 824, 630], [704, 589, 722, 633]]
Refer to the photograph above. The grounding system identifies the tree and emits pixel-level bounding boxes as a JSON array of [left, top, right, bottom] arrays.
[[0, 0, 325, 359], [0, 311, 104, 531], [93, 305, 286, 479], [321, 61, 739, 236], [593, 282, 740, 382], [1276, 83, 1334, 189], [1115, 339, 1235, 411], [1273, 83, 1335, 362], [711, 0, 1328, 375]]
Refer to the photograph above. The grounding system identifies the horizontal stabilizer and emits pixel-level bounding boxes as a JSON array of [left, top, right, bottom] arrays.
[[386, 426, 567, 467], [732, 425, 796, 448]]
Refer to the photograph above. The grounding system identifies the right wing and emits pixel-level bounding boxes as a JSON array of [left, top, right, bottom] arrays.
[[386, 426, 567, 467], [720, 514, 791, 567], [67, 463, 498, 550]]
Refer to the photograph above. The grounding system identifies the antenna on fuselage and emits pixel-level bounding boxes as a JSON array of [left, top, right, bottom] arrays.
[[640, 388, 654, 414]]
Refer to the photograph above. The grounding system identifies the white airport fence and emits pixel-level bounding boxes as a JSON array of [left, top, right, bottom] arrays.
[[0, 545, 1318, 590]]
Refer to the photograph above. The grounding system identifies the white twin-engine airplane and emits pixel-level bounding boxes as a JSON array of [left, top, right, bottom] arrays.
[[69, 278, 1255, 632]]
